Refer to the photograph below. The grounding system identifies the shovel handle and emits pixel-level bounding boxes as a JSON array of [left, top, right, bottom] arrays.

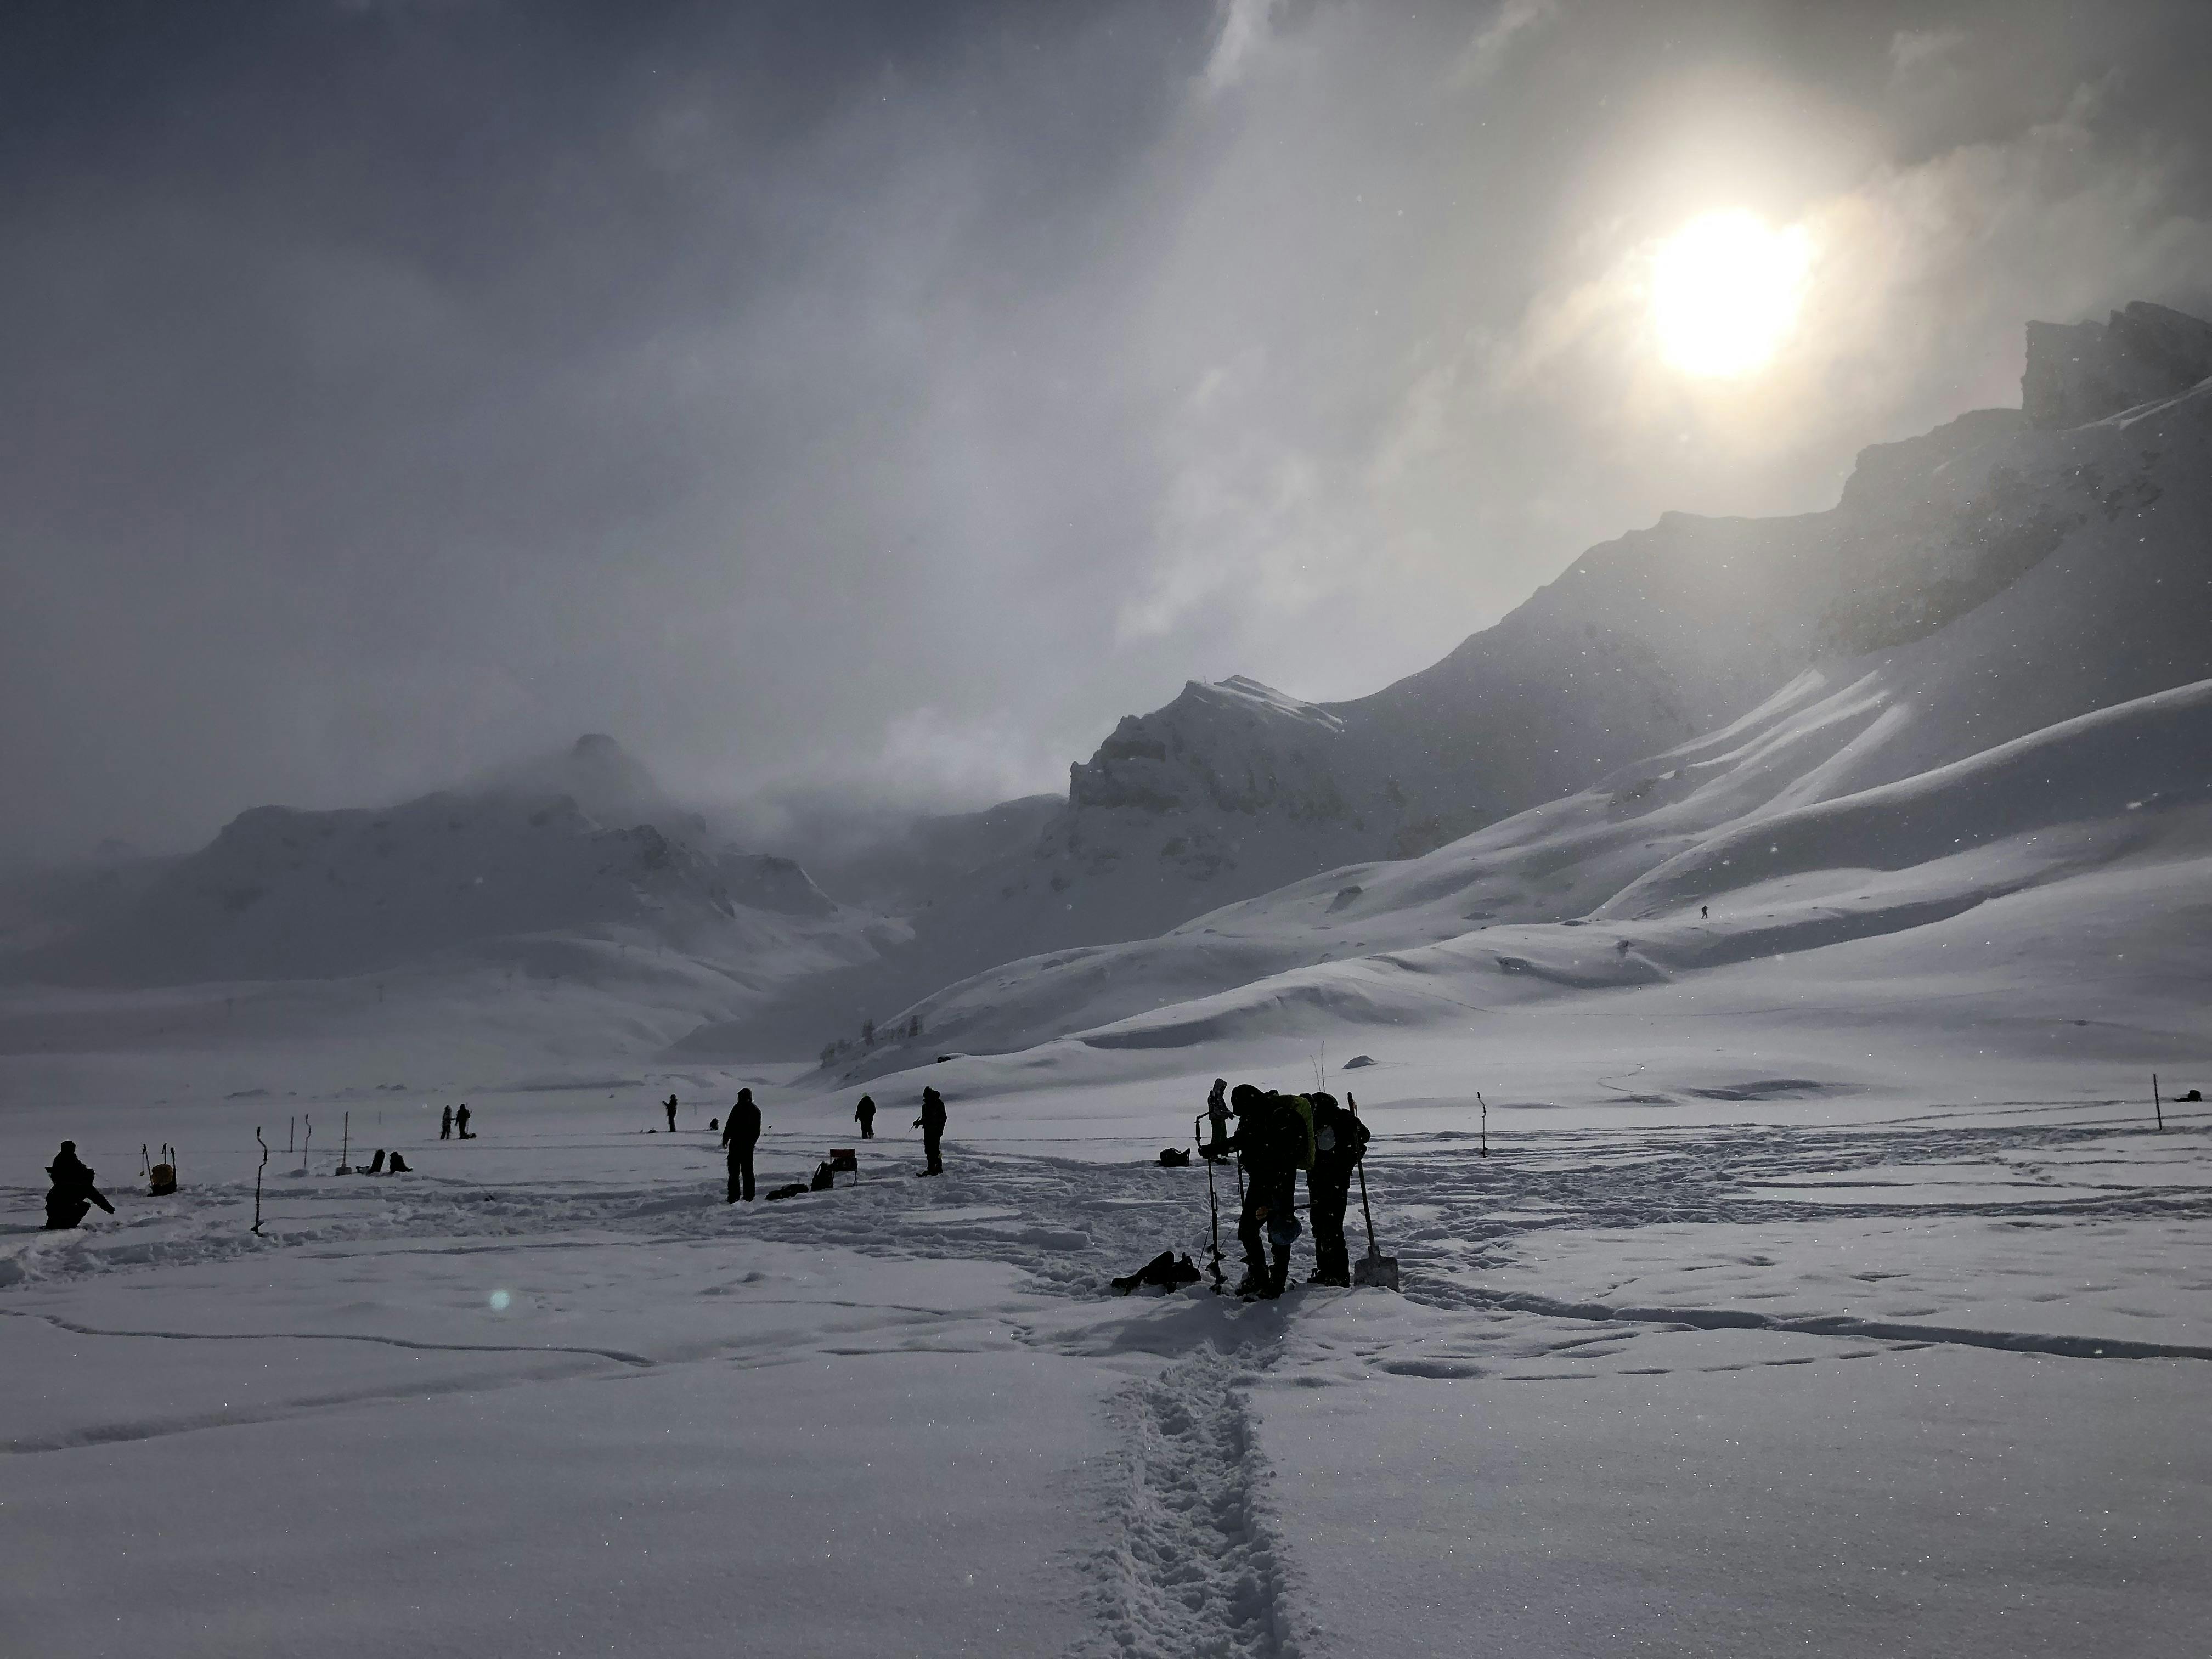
[[1357, 1160, 1379, 1253]]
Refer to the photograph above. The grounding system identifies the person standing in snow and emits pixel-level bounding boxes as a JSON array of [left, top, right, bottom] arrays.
[[722, 1088, 762, 1203], [664, 1094, 679, 1132], [1203, 1078, 1231, 1159], [854, 1094, 877, 1139], [915, 1086, 946, 1176], [439, 1105, 453, 1141], [1228, 1087, 1307, 1297], [1304, 1092, 1368, 1286], [455, 1103, 474, 1139]]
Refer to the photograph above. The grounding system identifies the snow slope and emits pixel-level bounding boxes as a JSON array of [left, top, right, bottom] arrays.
[[823, 371, 2212, 1079]]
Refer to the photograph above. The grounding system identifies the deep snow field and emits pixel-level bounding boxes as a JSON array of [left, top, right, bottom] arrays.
[[6, 875, 2209, 1658]]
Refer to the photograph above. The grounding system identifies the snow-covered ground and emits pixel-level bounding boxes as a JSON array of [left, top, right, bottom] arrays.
[[5, 938, 2206, 1657]]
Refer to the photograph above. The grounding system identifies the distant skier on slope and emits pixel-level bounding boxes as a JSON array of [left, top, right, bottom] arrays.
[[1304, 1092, 1368, 1286], [915, 1086, 947, 1176], [43, 1141, 115, 1231], [664, 1094, 679, 1132], [854, 1094, 877, 1139], [723, 1088, 762, 1203]]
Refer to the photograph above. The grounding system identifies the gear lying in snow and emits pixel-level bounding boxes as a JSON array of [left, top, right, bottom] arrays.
[[1158, 1147, 1192, 1166], [1111, 1251, 1202, 1294]]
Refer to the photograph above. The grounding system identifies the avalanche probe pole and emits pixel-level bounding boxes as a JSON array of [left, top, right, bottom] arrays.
[[1195, 1114, 1224, 1293], [252, 1127, 268, 1235]]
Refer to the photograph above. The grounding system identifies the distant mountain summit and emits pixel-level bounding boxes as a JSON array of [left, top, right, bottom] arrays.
[[14, 736, 853, 986]]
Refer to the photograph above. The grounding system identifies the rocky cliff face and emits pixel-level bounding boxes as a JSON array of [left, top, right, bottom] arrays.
[[2022, 301, 2212, 429]]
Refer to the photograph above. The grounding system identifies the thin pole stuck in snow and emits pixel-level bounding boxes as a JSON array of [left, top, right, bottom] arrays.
[[252, 1127, 268, 1235], [1479, 1091, 1488, 1157], [2154, 1073, 2163, 1132]]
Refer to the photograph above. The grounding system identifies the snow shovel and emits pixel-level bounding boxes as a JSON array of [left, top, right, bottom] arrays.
[[1352, 1160, 1399, 1290]]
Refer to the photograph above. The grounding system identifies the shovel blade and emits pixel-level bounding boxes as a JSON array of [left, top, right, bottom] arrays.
[[1353, 1250, 1400, 1291]]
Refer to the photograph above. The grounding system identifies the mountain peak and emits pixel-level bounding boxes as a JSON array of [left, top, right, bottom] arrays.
[[2022, 300, 2212, 428]]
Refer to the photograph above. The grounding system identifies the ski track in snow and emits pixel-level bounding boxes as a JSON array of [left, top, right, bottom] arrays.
[[1081, 1341, 1312, 1659]]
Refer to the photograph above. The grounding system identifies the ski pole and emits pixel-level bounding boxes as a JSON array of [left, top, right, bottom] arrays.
[[252, 1127, 268, 1235]]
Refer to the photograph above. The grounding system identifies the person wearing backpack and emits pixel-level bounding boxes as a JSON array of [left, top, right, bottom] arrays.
[[914, 1086, 947, 1176], [1229, 1087, 1308, 1297], [1305, 1092, 1368, 1286], [854, 1094, 877, 1139]]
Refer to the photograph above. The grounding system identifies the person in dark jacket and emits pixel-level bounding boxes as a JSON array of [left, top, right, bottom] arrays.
[[663, 1094, 679, 1132], [1304, 1092, 1369, 1286], [455, 1104, 474, 1139], [854, 1094, 877, 1139], [440, 1105, 453, 1141], [722, 1088, 762, 1202], [1203, 1078, 1231, 1160], [915, 1086, 946, 1176], [1228, 1087, 1306, 1297], [43, 1141, 115, 1230]]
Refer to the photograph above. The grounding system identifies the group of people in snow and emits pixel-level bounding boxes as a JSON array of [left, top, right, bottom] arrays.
[[716, 1084, 946, 1203], [438, 1103, 475, 1140], [1207, 1078, 1370, 1297]]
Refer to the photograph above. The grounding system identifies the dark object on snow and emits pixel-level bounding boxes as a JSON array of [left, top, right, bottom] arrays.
[[440, 1105, 453, 1141], [144, 1142, 177, 1195], [854, 1094, 876, 1138], [664, 1094, 679, 1132], [1228, 1089, 1305, 1296], [828, 1148, 858, 1173], [1112, 1251, 1201, 1295], [1159, 1147, 1192, 1167], [810, 1160, 836, 1192], [1305, 1093, 1369, 1286], [764, 1182, 809, 1202], [363, 1149, 386, 1175], [723, 1088, 762, 1203], [43, 1141, 115, 1230], [455, 1104, 474, 1139], [1202, 1079, 1231, 1160], [709, 1116, 719, 1133], [935, 1055, 956, 1064], [915, 1086, 947, 1176], [388, 1153, 412, 1173], [2186, 1089, 2204, 1103], [1342, 1055, 1375, 1070]]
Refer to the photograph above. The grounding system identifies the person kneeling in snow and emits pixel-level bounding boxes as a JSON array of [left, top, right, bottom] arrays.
[[43, 1141, 116, 1231]]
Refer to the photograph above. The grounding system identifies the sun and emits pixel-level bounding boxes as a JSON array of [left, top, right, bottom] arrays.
[[1651, 210, 1812, 379]]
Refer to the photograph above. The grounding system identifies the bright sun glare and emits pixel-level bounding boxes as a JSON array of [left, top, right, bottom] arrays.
[[1651, 210, 1812, 379]]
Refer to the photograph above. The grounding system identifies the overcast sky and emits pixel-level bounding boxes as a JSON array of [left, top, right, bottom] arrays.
[[7, 0, 2211, 861]]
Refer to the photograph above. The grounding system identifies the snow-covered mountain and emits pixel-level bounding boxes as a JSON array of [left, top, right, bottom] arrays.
[[11, 736, 879, 988], [683, 303, 2212, 1062], [811, 312, 2212, 1077]]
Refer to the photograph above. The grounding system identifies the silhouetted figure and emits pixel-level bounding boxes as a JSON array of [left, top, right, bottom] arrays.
[[723, 1088, 761, 1203], [854, 1094, 877, 1139], [1159, 1147, 1193, 1166], [388, 1153, 412, 1173], [43, 1141, 115, 1231], [915, 1086, 946, 1176], [455, 1104, 475, 1139], [440, 1105, 454, 1141], [664, 1094, 679, 1132], [1701, 904, 1708, 921], [810, 1160, 836, 1192], [1304, 1092, 1369, 1286], [1204, 1077, 1231, 1159], [1228, 1088, 1307, 1297], [364, 1149, 387, 1175]]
